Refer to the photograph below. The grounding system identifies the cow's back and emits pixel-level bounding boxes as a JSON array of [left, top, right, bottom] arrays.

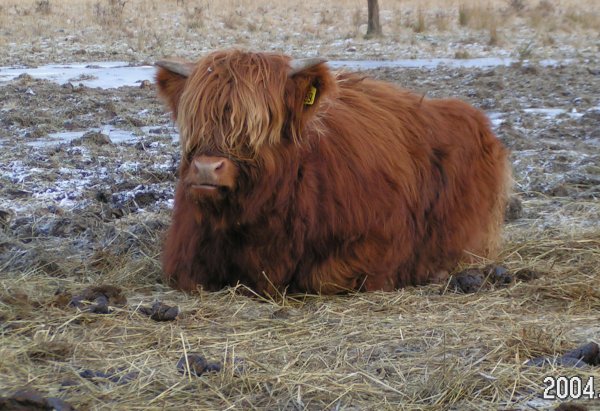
[[299, 74, 510, 288]]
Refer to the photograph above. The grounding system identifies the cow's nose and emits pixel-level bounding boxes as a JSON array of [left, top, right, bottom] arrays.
[[188, 155, 237, 191], [194, 158, 225, 175]]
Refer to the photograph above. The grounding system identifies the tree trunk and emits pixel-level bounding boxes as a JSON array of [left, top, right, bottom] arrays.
[[366, 0, 382, 38]]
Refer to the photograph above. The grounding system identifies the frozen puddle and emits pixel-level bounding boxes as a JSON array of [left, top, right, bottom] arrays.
[[25, 126, 179, 148], [27, 127, 138, 148], [0, 58, 570, 89], [0, 61, 155, 89]]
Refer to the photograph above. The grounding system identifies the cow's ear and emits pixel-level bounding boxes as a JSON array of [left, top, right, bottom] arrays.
[[155, 59, 195, 120], [284, 57, 335, 143]]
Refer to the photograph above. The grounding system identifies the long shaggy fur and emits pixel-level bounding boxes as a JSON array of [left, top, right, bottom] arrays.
[[157, 50, 511, 295]]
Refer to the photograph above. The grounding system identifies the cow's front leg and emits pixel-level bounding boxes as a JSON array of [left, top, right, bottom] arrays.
[[162, 183, 208, 291]]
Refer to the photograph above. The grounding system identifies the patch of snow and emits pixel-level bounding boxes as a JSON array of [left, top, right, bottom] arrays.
[[522, 107, 588, 120], [486, 112, 504, 127], [523, 108, 566, 117], [117, 161, 141, 173], [569, 108, 584, 119]]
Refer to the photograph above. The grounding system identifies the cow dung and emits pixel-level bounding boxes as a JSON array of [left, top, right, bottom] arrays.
[[69, 284, 127, 313], [176, 354, 222, 377], [138, 301, 179, 321], [526, 341, 600, 368], [0, 389, 74, 411]]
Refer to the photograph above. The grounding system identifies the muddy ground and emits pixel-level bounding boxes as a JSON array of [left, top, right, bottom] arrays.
[[1, 61, 598, 268], [1, 60, 599, 409]]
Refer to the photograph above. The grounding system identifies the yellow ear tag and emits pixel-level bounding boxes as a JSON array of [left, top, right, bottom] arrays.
[[304, 86, 317, 105]]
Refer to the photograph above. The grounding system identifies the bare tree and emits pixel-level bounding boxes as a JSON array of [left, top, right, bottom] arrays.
[[366, 0, 382, 38]]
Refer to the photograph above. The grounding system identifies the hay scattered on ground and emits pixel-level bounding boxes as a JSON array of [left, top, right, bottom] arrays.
[[1, 221, 599, 409]]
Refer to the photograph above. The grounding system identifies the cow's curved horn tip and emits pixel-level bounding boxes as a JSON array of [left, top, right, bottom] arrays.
[[154, 60, 193, 77], [288, 57, 328, 77], [154, 60, 170, 67], [308, 57, 327, 64]]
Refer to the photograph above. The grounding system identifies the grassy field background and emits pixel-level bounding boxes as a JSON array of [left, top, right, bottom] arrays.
[[1, 0, 599, 65]]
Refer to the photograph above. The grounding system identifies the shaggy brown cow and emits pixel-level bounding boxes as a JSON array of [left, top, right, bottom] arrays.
[[156, 50, 510, 295]]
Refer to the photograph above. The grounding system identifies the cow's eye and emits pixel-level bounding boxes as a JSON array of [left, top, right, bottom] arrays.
[[186, 150, 197, 162]]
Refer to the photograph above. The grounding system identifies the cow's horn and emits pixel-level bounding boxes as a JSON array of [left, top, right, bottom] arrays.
[[288, 57, 327, 77], [155, 60, 193, 78]]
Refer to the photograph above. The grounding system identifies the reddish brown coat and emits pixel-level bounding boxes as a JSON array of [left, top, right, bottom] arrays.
[[157, 50, 510, 294]]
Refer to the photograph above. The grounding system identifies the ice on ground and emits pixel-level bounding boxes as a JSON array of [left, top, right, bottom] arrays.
[[0, 61, 154, 89], [0, 58, 569, 89], [24, 126, 180, 148]]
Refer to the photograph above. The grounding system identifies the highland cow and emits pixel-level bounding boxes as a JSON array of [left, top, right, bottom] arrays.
[[156, 50, 510, 295]]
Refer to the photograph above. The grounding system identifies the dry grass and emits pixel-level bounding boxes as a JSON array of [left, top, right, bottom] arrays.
[[92, 0, 127, 27], [458, 3, 501, 32], [2, 0, 598, 34], [1, 0, 599, 65], [412, 7, 427, 33], [1, 204, 599, 409]]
